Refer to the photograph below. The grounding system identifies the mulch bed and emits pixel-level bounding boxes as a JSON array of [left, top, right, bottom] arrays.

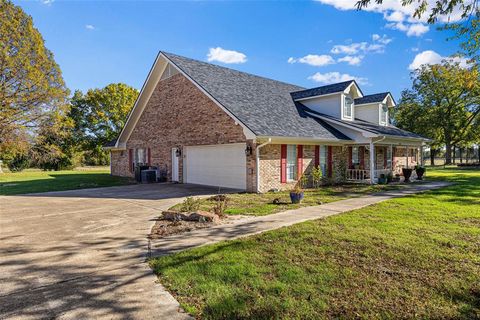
[[148, 219, 216, 239]]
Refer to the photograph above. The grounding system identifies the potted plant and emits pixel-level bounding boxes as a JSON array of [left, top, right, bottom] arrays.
[[290, 175, 307, 204], [386, 172, 393, 183], [378, 173, 387, 184], [402, 168, 413, 183], [415, 165, 426, 180]]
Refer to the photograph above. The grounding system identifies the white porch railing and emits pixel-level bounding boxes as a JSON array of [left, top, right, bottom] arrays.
[[346, 169, 370, 181]]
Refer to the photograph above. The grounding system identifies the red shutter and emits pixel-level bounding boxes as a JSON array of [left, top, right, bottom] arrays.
[[327, 146, 333, 178], [314, 145, 320, 168], [297, 145, 303, 178], [280, 144, 287, 183], [359, 146, 365, 169], [348, 146, 352, 168], [128, 149, 133, 173], [147, 148, 151, 166]]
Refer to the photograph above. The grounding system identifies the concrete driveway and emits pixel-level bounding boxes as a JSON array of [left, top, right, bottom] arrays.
[[0, 183, 221, 319]]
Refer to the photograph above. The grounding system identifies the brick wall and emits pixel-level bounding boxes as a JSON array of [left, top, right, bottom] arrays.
[[111, 73, 252, 188], [258, 144, 343, 193]]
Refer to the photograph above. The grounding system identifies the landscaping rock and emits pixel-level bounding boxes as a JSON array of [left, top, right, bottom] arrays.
[[162, 211, 189, 221], [187, 210, 220, 223]]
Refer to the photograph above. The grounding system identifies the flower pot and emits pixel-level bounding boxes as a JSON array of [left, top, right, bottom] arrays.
[[290, 191, 304, 204], [402, 168, 413, 183], [378, 177, 387, 184], [415, 167, 426, 180]]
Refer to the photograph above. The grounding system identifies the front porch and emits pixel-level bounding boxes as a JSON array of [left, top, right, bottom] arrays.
[[345, 144, 422, 183]]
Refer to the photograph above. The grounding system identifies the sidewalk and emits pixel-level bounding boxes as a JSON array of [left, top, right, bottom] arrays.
[[150, 181, 451, 257]]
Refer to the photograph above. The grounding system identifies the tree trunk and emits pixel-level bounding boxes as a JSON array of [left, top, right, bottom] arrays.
[[460, 148, 463, 163], [445, 144, 452, 165], [430, 148, 436, 166]]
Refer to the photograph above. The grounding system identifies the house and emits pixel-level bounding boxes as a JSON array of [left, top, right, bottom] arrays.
[[106, 51, 428, 192]]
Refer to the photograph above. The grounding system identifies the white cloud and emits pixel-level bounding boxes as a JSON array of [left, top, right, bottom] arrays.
[[372, 33, 393, 45], [408, 50, 470, 70], [207, 47, 247, 64], [411, 47, 420, 52], [387, 22, 429, 36], [288, 54, 335, 66], [338, 55, 363, 66], [314, 0, 462, 37], [85, 24, 95, 30], [41, 0, 54, 5], [308, 72, 368, 85], [331, 41, 387, 55]]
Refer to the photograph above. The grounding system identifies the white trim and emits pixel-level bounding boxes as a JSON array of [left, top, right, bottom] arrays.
[[293, 91, 342, 102], [255, 135, 350, 145]]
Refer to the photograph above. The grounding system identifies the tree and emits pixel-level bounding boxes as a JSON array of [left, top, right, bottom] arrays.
[[394, 61, 480, 164], [31, 110, 76, 170], [356, 0, 480, 62], [70, 83, 138, 165], [0, 0, 69, 157]]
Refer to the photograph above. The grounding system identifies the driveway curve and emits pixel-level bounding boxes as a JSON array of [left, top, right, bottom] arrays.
[[0, 183, 220, 319]]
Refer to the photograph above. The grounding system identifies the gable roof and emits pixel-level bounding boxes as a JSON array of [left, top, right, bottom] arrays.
[[162, 52, 351, 140], [290, 80, 363, 101], [354, 92, 395, 105]]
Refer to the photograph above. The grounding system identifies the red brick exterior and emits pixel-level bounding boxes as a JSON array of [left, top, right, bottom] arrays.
[[111, 73, 253, 189]]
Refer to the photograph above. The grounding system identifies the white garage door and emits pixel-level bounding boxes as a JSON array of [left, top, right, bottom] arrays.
[[184, 143, 246, 190]]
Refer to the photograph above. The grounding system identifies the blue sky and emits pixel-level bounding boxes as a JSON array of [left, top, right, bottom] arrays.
[[15, 0, 462, 98]]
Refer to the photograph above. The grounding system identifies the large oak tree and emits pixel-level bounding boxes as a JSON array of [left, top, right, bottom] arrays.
[[394, 61, 480, 164], [0, 0, 69, 158]]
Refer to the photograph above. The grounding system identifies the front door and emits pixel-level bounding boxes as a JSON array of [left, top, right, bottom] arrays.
[[171, 148, 179, 182]]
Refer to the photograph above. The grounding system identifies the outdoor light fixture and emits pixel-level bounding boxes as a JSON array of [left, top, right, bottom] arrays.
[[175, 148, 182, 157], [245, 145, 253, 156]]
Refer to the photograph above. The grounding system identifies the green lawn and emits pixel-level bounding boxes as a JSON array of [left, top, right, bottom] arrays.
[[170, 183, 403, 216], [0, 168, 132, 195], [151, 168, 480, 319]]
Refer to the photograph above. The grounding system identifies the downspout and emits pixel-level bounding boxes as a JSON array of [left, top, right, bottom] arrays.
[[256, 138, 272, 193]]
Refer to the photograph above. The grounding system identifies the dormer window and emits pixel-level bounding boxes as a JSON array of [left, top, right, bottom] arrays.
[[380, 104, 388, 125], [343, 96, 353, 119]]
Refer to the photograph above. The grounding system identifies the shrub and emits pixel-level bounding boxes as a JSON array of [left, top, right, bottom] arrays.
[[179, 197, 201, 212], [311, 166, 323, 188], [6, 154, 30, 172], [212, 196, 228, 217]]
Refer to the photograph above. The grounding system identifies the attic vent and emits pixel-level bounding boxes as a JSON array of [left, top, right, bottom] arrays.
[[160, 63, 179, 80]]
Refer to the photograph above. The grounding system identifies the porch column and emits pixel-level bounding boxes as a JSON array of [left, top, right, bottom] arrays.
[[406, 146, 409, 169], [389, 144, 393, 170], [420, 146, 423, 166], [369, 140, 375, 184]]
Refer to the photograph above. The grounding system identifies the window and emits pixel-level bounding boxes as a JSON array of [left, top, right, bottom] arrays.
[[380, 104, 388, 124], [319, 145, 327, 176], [344, 96, 353, 119], [286, 145, 297, 181], [352, 147, 359, 166], [135, 148, 147, 164]]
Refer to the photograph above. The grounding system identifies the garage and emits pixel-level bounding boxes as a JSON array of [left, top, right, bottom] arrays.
[[184, 143, 247, 190]]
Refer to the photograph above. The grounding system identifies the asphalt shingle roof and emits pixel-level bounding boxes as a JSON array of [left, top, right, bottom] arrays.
[[163, 51, 351, 140], [290, 81, 358, 100], [302, 108, 427, 139], [354, 92, 391, 105]]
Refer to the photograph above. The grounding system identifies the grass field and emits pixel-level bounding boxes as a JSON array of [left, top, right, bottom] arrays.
[[0, 168, 132, 195], [169, 183, 402, 216], [151, 168, 480, 319]]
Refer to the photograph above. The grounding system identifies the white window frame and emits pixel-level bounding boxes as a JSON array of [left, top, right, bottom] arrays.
[[380, 104, 388, 125], [319, 145, 327, 176], [343, 95, 353, 120], [286, 145, 297, 181], [352, 146, 359, 166], [135, 148, 147, 164]]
